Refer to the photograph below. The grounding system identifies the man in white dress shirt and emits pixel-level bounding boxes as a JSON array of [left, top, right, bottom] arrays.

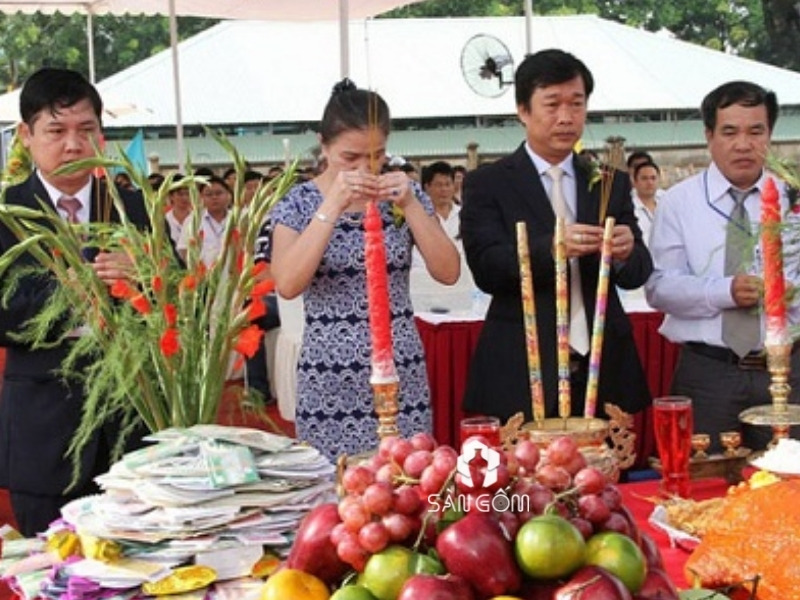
[[410, 161, 477, 313], [646, 80, 800, 452]]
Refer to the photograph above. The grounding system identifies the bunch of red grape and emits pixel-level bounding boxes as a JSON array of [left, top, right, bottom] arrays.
[[503, 435, 636, 542], [331, 431, 634, 571], [331, 432, 457, 571]]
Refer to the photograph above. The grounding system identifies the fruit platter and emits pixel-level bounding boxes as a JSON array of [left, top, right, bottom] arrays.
[[279, 431, 682, 600]]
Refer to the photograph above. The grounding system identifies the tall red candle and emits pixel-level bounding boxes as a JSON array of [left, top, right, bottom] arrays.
[[761, 176, 788, 345], [364, 201, 399, 383]]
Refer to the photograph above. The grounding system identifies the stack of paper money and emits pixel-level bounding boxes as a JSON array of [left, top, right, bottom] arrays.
[[1, 424, 336, 599]]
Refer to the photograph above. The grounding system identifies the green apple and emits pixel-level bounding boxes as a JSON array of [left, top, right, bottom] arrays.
[[330, 584, 379, 600], [358, 546, 414, 600]]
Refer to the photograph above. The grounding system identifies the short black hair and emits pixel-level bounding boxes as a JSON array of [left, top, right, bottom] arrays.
[[626, 151, 653, 169], [319, 78, 391, 144], [701, 80, 778, 133], [244, 170, 264, 183], [193, 167, 215, 178], [421, 161, 454, 187], [20, 67, 103, 128], [633, 161, 660, 179], [514, 49, 594, 109]]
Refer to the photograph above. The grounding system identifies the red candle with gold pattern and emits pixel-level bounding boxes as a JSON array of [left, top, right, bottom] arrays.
[[761, 176, 788, 345], [364, 200, 399, 383]]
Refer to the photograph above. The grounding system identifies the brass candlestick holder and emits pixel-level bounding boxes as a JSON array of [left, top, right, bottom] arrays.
[[739, 342, 800, 446], [373, 381, 400, 439]]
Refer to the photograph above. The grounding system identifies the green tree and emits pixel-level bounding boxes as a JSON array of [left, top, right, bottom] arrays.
[[0, 13, 217, 91], [387, 0, 799, 71]]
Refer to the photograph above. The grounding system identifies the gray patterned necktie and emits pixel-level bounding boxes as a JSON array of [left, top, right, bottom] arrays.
[[548, 166, 589, 355], [721, 187, 760, 357]]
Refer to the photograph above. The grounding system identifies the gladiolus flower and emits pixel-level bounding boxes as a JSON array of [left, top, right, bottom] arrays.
[[252, 279, 275, 298], [247, 297, 266, 322], [234, 324, 263, 358], [160, 328, 180, 357], [110, 279, 136, 299], [252, 262, 267, 278], [235, 251, 244, 274], [180, 274, 197, 292], [130, 294, 151, 315], [163, 303, 177, 327]]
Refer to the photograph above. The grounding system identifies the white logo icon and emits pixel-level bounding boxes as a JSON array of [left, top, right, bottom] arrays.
[[456, 439, 500, 489]]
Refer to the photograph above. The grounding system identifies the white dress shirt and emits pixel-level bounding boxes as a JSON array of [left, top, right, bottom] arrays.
[[631, 194, 656, 248], [40, 173, 93, 224], [645, 162, 800, 346], [177, 210, 229, 267]]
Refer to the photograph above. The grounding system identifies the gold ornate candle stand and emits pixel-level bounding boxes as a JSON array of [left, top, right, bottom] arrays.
[[506, 403, 636, 482], [739, 343, 800, 447], [373, 381, 400, 439]]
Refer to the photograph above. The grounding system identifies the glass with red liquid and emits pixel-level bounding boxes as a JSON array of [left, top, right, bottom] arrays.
[[653, 396, 693, 498], [459, 415, 501, 450]]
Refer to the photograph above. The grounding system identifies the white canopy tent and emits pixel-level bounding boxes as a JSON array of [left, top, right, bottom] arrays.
[[0, 0, 428, 163]]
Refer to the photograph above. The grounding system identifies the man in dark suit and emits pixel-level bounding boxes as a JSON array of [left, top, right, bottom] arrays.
[[0, 68, 149, 536], [460, 49, 652, 422]]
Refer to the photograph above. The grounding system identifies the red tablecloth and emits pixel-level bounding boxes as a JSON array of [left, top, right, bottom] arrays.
[[415, 311, 680, 467]]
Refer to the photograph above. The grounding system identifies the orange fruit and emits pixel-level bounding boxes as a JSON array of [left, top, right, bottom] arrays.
[[584, 531, 647, 593], [514, 514, 585, 580], [261, 568, 330, 600]]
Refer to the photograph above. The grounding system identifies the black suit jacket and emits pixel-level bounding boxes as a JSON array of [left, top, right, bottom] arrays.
[[0, 174, 149, 496], [460, 145, 653, 420]]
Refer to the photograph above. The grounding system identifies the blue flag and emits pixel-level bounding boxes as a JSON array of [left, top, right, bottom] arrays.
[[123, 129, 147, 174]]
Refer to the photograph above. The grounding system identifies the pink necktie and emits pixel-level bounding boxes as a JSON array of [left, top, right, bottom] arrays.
[[57, 196, 82, 224]]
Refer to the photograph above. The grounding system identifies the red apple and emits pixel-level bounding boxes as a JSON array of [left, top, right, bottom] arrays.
[[397, 573, 475, 600], [638, 532, 664, 570], [435, 512, 522, 597], [555, 565, 633, 600], [519, 579, 562, 599], [636, 567, 679, 600], [286, 503, 350, 585]]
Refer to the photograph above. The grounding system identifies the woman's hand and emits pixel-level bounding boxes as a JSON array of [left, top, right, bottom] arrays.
[[336, 170, 379, 210], [377, 171, 414, 208]]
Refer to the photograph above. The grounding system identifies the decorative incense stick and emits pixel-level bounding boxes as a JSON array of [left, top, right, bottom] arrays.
[[516, 222, 545, 423]]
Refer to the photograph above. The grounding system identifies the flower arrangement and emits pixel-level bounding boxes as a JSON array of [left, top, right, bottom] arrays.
[[1, 130, 33, 188], [0, 131, 295, 481]]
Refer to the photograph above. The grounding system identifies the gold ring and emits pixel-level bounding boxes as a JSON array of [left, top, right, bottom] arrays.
[[573, 233, 581, 243]]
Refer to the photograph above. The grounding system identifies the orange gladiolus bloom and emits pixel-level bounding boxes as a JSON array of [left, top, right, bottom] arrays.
[[234, 324, 263, 358], [160, 328, 180, 357], [252, 279, 275, 297], [252, 261, 267, 278], [163, 303, 177, 327], [110, 279, 136, 299], [247, 297, 266, 322], [180, 274, 197, 292], [130, 294, 151, 315]]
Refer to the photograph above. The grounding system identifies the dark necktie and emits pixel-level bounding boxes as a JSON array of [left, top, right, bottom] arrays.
[[548, 165, 589, 355], [721, 187, 760, 357], [57, 196, 82, 224]]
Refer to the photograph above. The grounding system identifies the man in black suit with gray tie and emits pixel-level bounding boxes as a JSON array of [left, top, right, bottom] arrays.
[[0, 68, 149, 536], [460, 49, 652, 422]]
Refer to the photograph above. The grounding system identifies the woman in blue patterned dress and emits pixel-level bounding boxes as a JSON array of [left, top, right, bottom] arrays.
[[257, 80, 460, 461]]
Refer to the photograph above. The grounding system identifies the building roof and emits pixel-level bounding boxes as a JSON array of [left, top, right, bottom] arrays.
[[61, 15, 800, 128]]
